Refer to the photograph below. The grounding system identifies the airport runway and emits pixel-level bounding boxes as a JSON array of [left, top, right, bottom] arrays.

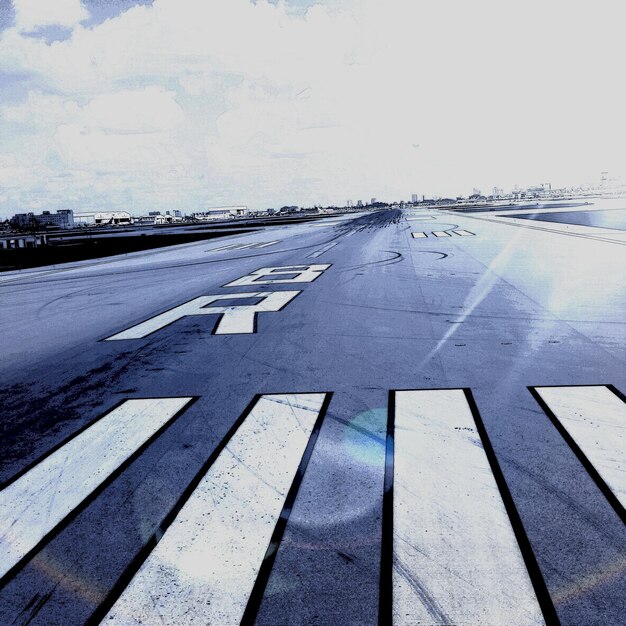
[[0, 208, 625, 625]]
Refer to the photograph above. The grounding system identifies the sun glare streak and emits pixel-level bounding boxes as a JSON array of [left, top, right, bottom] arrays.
[[552, 556, 626, 606], [419, 228, 527, 368]]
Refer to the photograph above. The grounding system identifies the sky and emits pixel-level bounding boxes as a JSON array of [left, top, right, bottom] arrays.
[[0, 0, 624, 217]]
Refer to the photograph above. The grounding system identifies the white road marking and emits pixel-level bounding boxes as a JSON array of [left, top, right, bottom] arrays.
[[0, 397, 193, 581], [452, 229, 475, 236], [307, 242, 338, 258], [213, 241, 279, 252], [432, 230, 452, 237], [225, 264, 330, 287], [343, 230, 356, 237], [411, 232, 427, 238], [533, 386, 626, 510], [104, 291, 300, 339], [392, 389, 545, 625], [103, 393, 327, 626]]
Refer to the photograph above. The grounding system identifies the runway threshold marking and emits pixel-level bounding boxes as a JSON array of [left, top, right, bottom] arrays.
[[382, 389, 553, 625], [102, 393, 329, 626], [531, 385, 626, 521], [412, 230, 475, 239], [104, 291, 301, 339], [0, 397, 194, 583], [307, 242, 338, 258]]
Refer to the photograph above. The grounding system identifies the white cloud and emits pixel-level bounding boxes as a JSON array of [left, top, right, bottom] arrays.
[[81, 87, 184, 133], [0, 0, 624, 217], [13, 0, 88, 31]]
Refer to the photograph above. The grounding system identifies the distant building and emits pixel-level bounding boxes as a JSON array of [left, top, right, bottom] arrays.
[[74, 211, 133, 225], [347, 200, 353, 208], [0, 233, 48, 249], [371, 197, 376, 205], [526, 186, 546, 197], [411, 194, 418, 203], [134, 215, 157, 226], [11, 209, 74, 230], [192, 206, 248, 221], [357, 200, 363, 207]]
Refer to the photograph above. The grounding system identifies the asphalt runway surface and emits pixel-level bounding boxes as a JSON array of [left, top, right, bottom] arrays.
[[509, 208, 626, 232], [0, 208, 625, 625]]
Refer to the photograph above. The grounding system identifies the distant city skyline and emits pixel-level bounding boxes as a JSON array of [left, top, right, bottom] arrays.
[[0, 0, 624, 219]]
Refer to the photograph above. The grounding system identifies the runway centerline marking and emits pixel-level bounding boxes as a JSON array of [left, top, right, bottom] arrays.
[[432, 230, 452, 237], [224, 264, 331, 287], [531, 385, 626, 521], [411, 232, 428, 238], [0, 397, 194, 583], [102, 393, 328, 626], [104, 291, 301, 339], [384, 389, 548, 625], [452, 229, 475, 236]]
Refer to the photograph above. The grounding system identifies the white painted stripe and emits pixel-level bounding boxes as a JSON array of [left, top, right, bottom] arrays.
[[432, 230, 452, 237], [104, 393, 327, 626], [393, 390, 544, 625], [225, 264, 330, 287], [343, 230, 356, 237], [411, 232, 427, 238], [0, 397, 193, 580], [105, 291, 300, 339], [452, 229, 475, 236], [307, 242, 338, 258], [534, 386, 626, 509], [213, 241, 278, 252]]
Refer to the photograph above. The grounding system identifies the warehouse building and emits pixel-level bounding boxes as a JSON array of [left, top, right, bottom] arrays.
[[192, 206, 248, 221], [74, 211, 133, 226]]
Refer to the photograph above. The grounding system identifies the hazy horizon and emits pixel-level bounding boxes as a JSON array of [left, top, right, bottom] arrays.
[[1, 0, 624, 219]]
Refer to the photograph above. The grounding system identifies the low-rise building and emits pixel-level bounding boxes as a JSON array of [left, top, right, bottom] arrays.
[[11, 209, 74, 230], [74, 211, 133, 226], [192, 206, 248, 221], [0, 233, 48, 249]]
